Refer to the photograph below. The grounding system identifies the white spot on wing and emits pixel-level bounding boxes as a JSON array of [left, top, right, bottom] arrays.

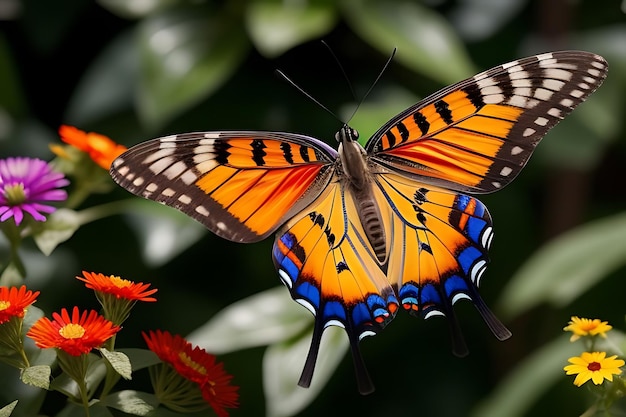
[[548, 107, 562, 118], [178, 194, 191, 204], [507, 95, 528, 108], [511, 79, 532, 88], [483, 94, 505, 104], [425, 310, 445, 320], [544, 68, 572, 81], [278, 269, 293, 289], [296, 298, 316, 315], [536, 52, 554, 61], [542, 79, 565, 91], [500, 166, 513, 176], [501, 60, 521, 70], [163, 161, 188, 180], [534, 88, 553, 101], [144, 148, 175, 164], [180, 171, 198, 185], [148, 158, 174, 174], [452, 293, 471, 305], [508, 70, 529, 80], [195, 205, 209, 217], [160, 135, 178, 142]]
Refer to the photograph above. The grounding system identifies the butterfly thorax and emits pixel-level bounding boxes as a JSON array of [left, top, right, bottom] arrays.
[[337, 125, 387, 264]]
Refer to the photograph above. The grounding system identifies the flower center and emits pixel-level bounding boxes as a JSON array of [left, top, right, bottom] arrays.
[[3, 183, 26, 205], [0, 300, 10, 311], [109, 276, 131, 289], [179, 351, 207, 375], [581, 323, 597, 332], [588, 361, 601, 372], [59, 323, 86, 339]]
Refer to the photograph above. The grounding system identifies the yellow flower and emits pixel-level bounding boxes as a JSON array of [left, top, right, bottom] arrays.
[[564, 352, 624, 387], [563, 316, 612, 342]]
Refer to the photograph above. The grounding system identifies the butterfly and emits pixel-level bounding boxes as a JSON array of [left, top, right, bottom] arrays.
[[110, 50, 608, 394]]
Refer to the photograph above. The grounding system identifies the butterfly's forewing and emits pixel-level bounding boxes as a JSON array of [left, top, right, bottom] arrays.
[[272, 178, 398, 394], [110, 132, 338, 243], [374, 173, 510, 355], [367, 51, 608, 193]]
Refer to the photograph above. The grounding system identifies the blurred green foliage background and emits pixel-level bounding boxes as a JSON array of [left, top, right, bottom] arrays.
[[1, 0, 625, 416]]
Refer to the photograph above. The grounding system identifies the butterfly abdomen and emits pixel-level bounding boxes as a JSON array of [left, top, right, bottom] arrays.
[[337, 126, 389, 263], [353, 188, 387, 263]]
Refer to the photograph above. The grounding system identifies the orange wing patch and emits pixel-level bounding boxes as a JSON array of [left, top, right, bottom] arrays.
[[196, 164, 323, 235], [110, 132, 336, 243]]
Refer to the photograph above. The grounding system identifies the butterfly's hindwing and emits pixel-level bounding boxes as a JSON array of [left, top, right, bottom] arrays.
[[367, 51, 608, 193], [373, 172, 510, 354], [110, 132, 337, 242], [272, 179, 398, 394]]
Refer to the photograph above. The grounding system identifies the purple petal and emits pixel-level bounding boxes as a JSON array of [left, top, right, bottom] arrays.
[[22, 205, 48, 221]]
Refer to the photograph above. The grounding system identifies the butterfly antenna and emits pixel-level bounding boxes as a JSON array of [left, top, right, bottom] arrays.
[[321, 40, 358, 102], [275, 69, 342, 124], [347, 47, 397, 122]]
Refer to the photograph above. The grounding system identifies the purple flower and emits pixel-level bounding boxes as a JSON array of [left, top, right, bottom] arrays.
[[0, 157, 69, 226]]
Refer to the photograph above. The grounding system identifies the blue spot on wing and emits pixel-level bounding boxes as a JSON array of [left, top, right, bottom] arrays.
[[296, 282, 320, 309], [444, 275, 469, 296], [457, 246, 483, 275], [465, 217, 488, 245], [323, 301, 347, 321]]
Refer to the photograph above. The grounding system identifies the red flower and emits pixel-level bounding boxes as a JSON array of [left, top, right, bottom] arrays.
[[58, 125, 127, 169], [27, 307, 120, 356], [77, 271, 157, 302], [0, 286, 39, 324], [143, 330, 239, 416]]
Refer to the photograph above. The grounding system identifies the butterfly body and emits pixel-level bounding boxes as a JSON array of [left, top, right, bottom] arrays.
[[110, 50, 608, 394]]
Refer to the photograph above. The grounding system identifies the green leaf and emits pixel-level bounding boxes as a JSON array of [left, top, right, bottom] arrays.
[[246, 0, 337, 57], [264, 326, 348, 417], [137, 5, 249, 128], [498, 212, 626, 319], [187, 286, 311, 354], [342, 0, 476, 84], [20, 365, 51, 389], [118, 348, 161, 371], [0, 400, 17, 417], [0, 262, 25, 286], [31, 209, 81, 256], [121, 199, 206, 267], [98, 0, 183, 19], [100, 390, 158, 416], [471, 335, 582, 417], [99, 348, 132, 380], [65, 29, 139, 126]]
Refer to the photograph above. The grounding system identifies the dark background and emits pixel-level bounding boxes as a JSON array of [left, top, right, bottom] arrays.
[[0, 0, 625, 416]]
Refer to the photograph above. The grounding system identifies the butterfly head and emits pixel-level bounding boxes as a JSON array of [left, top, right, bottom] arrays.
[[335, 125, 359, 144]]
